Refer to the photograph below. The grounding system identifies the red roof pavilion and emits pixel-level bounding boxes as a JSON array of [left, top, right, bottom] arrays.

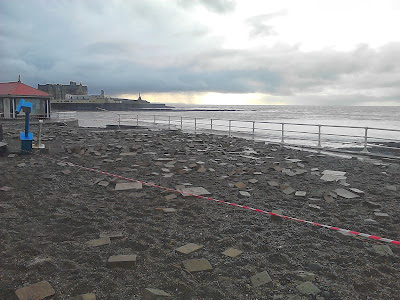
[[0, 81, 50, 97]]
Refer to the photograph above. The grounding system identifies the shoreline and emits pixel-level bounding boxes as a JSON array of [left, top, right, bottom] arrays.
[[1, 122, 399, 299]]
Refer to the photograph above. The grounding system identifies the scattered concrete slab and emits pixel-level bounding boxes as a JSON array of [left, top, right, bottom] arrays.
[[222, 248, 243, 258], [283, 187, 295, 195], [335, 188, 360, 199], [162, 208, 177, 213], [62, 169, 72, 175], [107, 255, 137, 268], [267, 181, 279, 187], [183, 258, 212, 272], [364, 219, 378, 225], [115, 182, 143, 191], [385, 184, 398, 191], [238, 191, 251, 198], [271, 210, 283, 221], [250, 271, 272, 288], [372, 245, 394, 257], [181, 187, 211, 197], [235, 182, 246, 189], [87, 236, 111, 247], [308, 204, 321, 211], [374, 212, 390, 220], [320, 170, 346, 182], [295, 191, 306, 197], [97, 181, 109, 187], [293, 271, 316, 281], [68, 293, 96, 300], [296, 281, 321, 295], [15, 280, 55, 300], [164, 194, 177, 200], [143, 288, 172, 299], [100, 232, 124, 240], [176, 243, 203, 254], [0, 186, 13, 191], [248, 178, 258, 184], [349, 188, 364, 194]]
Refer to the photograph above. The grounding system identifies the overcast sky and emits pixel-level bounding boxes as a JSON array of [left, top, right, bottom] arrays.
[[1, 0, 400, 105]]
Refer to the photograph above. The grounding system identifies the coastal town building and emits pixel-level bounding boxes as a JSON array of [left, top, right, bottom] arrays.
[[38, 81, 88, 100], [0, 77, 51, 119]]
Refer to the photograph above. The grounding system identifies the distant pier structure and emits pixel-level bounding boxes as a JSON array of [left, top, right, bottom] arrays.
[[38, 81, 88, 100]]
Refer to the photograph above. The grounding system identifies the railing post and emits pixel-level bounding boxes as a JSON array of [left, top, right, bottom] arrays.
[[252, 121, 255, 141], [168, 116, 171, 130], [194, 118, 197, 133], [362, 127, 369, 153], [153, 115, 156, 127], [118, 114, 121, 129], [229, 120, 232, 137], [317, 125, 322, 148], [281, 123, 285, 143], [180, 117, 183, 130], [211, 119, 213, 132], [136, 114, 139, 126]]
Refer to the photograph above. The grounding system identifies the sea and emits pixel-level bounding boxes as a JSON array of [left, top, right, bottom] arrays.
[[72, 105, 400, 149]]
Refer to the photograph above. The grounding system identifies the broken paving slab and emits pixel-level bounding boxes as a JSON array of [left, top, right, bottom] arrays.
[[374, 212, 390, 220], [87, 236, 111, 247], [181, 187, 211, 197], [248, 179, 258, 184], [143, 288, 171, 299], [15, 280, 55, 300], [349, 188, 364, 194], [250, 271, 272, 288], [372, 245, 394, 257], [68, 293, 96, 300], [115, 182, 143, 191], [176, 243, 203, 254], [164, 194, 177, 200], [0, 186, 13, 191], [235, 182, 246, 189], [335, 188, 360, 199], [295, 191, 306, 197], [107, 255, 137, 268], [238, 191, 251, 198], [267, 181, 279, 187], [296, 281, 321, 295], [162, 208, 177, 213], [283, 187, 295, 195], [100, 232, 124, 240], [183, 258, 212, 272], [293, 271, 316, 282], [320, 170, 346, 182], [271, 210, 283, 221], [222, 248, 243, 258]]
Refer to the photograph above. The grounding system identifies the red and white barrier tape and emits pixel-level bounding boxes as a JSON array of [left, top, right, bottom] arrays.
[[66, 162, 399, 246]]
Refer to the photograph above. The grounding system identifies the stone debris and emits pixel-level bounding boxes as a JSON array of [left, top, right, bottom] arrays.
[[267, 181, 279, 187], [296, 281, 321, 295], [271, 210, 283, 221], [62, 169, 72, 175], [97, 181, 109, 187], [68, 293, 96, 300], [222, 248, 243, 258], [87, 236, 111, 247], [335, 188, 359, 199], [320, 170, 346, 182], [308, 204, 321, 211], [176, 243, 203, 254], [183, 258, 212, 272], [0, 186, 13, 191], [181, 187, 211, 197], [15, 281, 55, 300], [385, 184, 398, 191], [143, 288, 172, 299], [248, 178, 258, 184], [107, 255, 137, 268], [250, 271, 272, 288], [364, 219, 378, 225], [115, 182, 143, 191]]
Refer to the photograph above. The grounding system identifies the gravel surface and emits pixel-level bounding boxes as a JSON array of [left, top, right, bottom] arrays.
[[1, 122, 399, 299]]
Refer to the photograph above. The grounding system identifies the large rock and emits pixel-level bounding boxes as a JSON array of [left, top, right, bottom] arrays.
[[15, 281, 55, 300]]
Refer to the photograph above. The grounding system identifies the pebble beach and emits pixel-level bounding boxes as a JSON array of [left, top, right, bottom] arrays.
[[0, 121, 399, 299]]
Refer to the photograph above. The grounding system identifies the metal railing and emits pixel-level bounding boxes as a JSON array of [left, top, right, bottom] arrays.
[[82, 113, 400, 157]]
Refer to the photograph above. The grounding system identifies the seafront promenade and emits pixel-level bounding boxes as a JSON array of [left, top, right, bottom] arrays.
[[0, 121, 399, 299]]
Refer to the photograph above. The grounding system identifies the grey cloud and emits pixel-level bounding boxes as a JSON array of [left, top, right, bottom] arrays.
[[178, 0, 235, 13], [245, 11, 287, 39]]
